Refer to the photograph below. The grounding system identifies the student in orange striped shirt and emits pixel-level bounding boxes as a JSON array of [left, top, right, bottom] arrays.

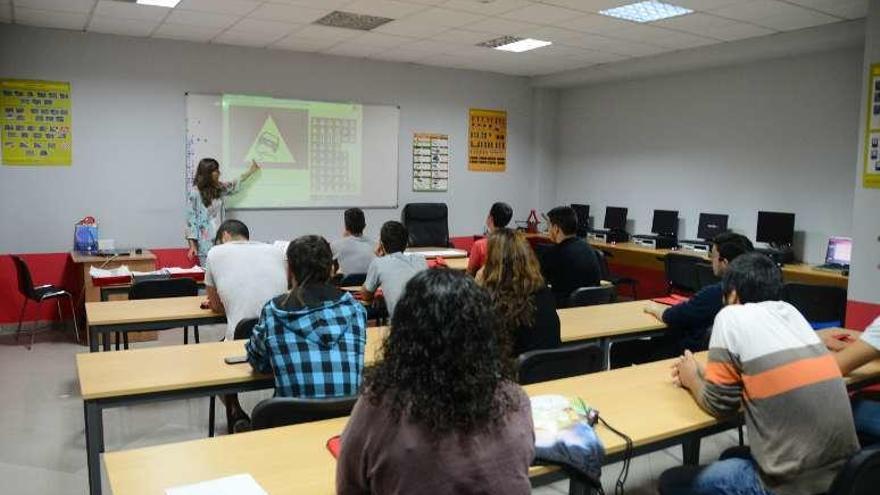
[[660, 252, 859, 495]]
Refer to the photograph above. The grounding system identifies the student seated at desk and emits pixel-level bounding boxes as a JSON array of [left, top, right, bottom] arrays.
[[246, 235, 367, 400], [660, 253, 858, 495], [338, 269, 534, 495], [539, 206, 601, 307], [477, 228, 560, 357], [361, 221, 427, 317], [467, 201, 513, 276], [330, 208, 375, 279], [643, 232, 753, 356], [822, 315, 880, 445]]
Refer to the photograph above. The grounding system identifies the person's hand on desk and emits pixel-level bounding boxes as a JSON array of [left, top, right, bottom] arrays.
[[821, 331, 855, 352], [672, 350, 704, 390], [644, 302, 669, 322]]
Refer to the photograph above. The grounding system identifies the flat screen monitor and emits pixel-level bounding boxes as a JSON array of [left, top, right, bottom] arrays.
[[825, 236, 852, 265], [651, 210, 678, 236], [697, 213, 729, 241], [570, 204, 590, 236], [756, 211, 795, 245], [604, 206, 628, 231]]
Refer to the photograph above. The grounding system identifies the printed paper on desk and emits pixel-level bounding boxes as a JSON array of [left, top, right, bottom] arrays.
[[165, 474, 268, 495], [88, 266, 132, 278]]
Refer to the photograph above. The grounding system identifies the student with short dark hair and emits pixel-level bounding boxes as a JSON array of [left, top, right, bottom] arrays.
[[467, 202, 513, 275], [644, 231, 754, 354], [361, 221, 427, 316], [337, 269, 534, 495], [246, 235, 367, 400], [660, 252, 859, 495], [330, 208, 375, 277], [540, 206, 601, 307]]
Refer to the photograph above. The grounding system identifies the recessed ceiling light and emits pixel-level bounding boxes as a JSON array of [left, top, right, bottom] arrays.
[[478, 36, 552, 53], [599, 1, 692, 23], [136, 0, 181, 7]]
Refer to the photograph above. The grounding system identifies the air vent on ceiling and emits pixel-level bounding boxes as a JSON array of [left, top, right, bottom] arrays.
[[477, 35, 523, 49], [313, 11, 394, 31]]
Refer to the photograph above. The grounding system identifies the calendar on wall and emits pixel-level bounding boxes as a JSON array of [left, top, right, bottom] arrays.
[[412, 132, 449, 192]]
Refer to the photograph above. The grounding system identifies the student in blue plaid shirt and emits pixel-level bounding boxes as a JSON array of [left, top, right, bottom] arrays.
[[246, 235, 367, 400]]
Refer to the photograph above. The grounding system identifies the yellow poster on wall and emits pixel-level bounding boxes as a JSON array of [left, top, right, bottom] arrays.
[[1, 79, 72, 166], [468, 108, 506, 172], [863, 64, 880, 188]]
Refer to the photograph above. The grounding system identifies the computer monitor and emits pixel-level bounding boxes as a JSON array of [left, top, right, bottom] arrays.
[[570, 204, 590, 237], [651, 210, 678, 237], [697, 213, 729, 241], [604, 206, 628, 231], [756, 211, 795, 245], [825, 236, 852, 266]]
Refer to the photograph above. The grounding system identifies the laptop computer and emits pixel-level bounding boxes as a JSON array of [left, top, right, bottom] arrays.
[[816, 236, 851, 271]]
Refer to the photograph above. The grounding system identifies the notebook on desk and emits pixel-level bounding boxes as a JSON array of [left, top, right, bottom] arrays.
[[652, 294, 690, 306]]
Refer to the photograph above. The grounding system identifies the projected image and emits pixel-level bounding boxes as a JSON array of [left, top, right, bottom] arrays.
[[221, 94, 363, 208]]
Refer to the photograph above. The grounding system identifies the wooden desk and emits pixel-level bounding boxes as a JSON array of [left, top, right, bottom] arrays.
[[406, 246, 469, 258], [85, 296, 225, 352]]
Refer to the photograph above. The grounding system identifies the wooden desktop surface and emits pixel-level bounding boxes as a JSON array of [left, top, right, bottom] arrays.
[[558, 300, 664, 340], [86, 296, 221, 328], [406, 246, 469, 258]]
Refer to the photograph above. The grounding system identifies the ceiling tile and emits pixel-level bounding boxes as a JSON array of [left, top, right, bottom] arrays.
[[537, 0, 635, 14], [791, 0, 866, 20], [557, 13, 637, 34], [93, 0, 168, 21], [404, 37, 460, 52], [13, 0, 95, 14], [152, 22, 223, 42], [275, 0, 352, 9], [343, 0, 430, 19], [396, 0, 447, 4], [751, 7, 838, 31], [374, 19, 452, 37], [667, 0, 748, 10], [403, 7, 483, 27], [463, 16, 539, 35], [14, 7, 88, 29], [428, 28, 496, 45], [653, 12, 748, 37], [368, 46, 435, 62], [323, 42, 382, 58], [563, 31, 634, 51], [603, 39, 667, 57], [246, 3, 330, 24], [213, 29, 283, 47], [500, 3, 583, 25], [288, 24, 362, 42], [709, 0, 805, 22], [440, 0, 532, 16], [165, 9, 239, 29], [271, 34, 339, 51], [704, 19, 775, 40], [176, 0, 260, 16], [88, 15, 158, 37], [649, 29, 719, 49], [347, 31, 413, 47], [227, 18, 301, 37]]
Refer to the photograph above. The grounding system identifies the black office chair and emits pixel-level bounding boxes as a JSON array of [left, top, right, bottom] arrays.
[[251, 395, 359, 430], [11, 255, 80, 349], [826, 444, 880, 495], [782, 283, 848, 328], [695, 262, 720, 290], [123, 278, 199, 350], [568, 286, 617, 308], [595, 249, 638, 301], [664, 253, 701, 295], [402, 203, 449, 247], [517, 342, 604, 385], [209, 318, 258, 437], [336, 273, 367, 287]]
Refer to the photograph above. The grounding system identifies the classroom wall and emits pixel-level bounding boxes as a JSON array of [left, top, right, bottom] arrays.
[[0, 23, 549, 255], [554, 46, 863, 264]]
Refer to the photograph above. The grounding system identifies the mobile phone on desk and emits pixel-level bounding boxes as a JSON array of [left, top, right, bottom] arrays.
[[224, 355, 248, 365]]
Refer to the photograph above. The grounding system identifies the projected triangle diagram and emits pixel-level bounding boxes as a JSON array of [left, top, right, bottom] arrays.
[[244, 114, 295, 164]]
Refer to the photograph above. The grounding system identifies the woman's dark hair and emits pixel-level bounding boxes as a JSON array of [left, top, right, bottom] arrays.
[[547, 206, 578, 236], [344, 208, 366, 236], [363, 269, 518, 435], [489, 202, 513, 229], [711, 231, 754, 263], [722, 252, 783, 304], [284, 235, 333, 304], [380, 221, 408, 254], [194, 158, 222, 207]]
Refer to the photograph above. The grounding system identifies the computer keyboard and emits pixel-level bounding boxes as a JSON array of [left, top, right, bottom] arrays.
[[815, 263, 848, 271]]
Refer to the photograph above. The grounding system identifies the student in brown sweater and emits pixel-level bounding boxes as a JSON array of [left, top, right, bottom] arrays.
[[336, 269, 535, 495]]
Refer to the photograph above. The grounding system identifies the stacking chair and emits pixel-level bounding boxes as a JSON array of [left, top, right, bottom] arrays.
[[826, 444, 880, 495], [208, 318, 258, 437], [595, 249, 639, 300], [517, 342, 604, 385], [782, 283, 847, 329], [11, 255, 80, 349], [664, 253, 702, 295], [251, 395, 359, 430], [123, 278, 199, 350], [568, 286, 617, 308]]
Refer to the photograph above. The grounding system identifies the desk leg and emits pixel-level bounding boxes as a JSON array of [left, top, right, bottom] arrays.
[[100, 289, 108, 302], [89, 328, 98, 353], [600, 339, 611, 371], [682, 437, 701, 466], [103, 332, 111, 352], [84, 401, 104, 495]]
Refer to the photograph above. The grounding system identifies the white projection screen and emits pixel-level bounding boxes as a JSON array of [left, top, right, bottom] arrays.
[[186, 93, 399, 209]]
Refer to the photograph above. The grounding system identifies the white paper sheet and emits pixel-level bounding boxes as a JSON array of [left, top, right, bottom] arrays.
[[165, 474, 268, 495]]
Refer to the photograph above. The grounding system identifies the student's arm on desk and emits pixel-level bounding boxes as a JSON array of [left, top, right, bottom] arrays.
[[206, 286, 225, 314], [360, 259, 380, 306]]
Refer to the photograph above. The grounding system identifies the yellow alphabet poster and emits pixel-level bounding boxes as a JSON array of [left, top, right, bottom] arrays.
[[1, 79, 72, 166], [468, 108, 506, 172]]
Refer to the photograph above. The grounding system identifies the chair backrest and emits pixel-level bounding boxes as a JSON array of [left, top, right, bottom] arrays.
[[568, 285, 616, 308], [233, 318, 258, 341], [11, 255, 37, 300], [251, 395, 359, 430], [695, 262, 720, 290], [517, 342, 604, 385], [664, 253, 701, 294], [782, 283, 848, 327], [128, 278, 199, 300], [337, 273, 366, 287], [594, 249, 612, 280], [827, 445, 880, 495], [401, 203, 449, 248]]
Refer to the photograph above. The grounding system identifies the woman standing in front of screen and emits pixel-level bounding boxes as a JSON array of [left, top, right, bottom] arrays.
[[185, 158, 259, 265]]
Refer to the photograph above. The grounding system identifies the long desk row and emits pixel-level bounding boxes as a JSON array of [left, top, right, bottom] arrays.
[[100, 347, 880, 495]]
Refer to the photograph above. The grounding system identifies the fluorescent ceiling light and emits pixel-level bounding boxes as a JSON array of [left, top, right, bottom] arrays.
[[136, 0, 181, 7], [478, 36, 552, 53], [599, 1, 692, 23]]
